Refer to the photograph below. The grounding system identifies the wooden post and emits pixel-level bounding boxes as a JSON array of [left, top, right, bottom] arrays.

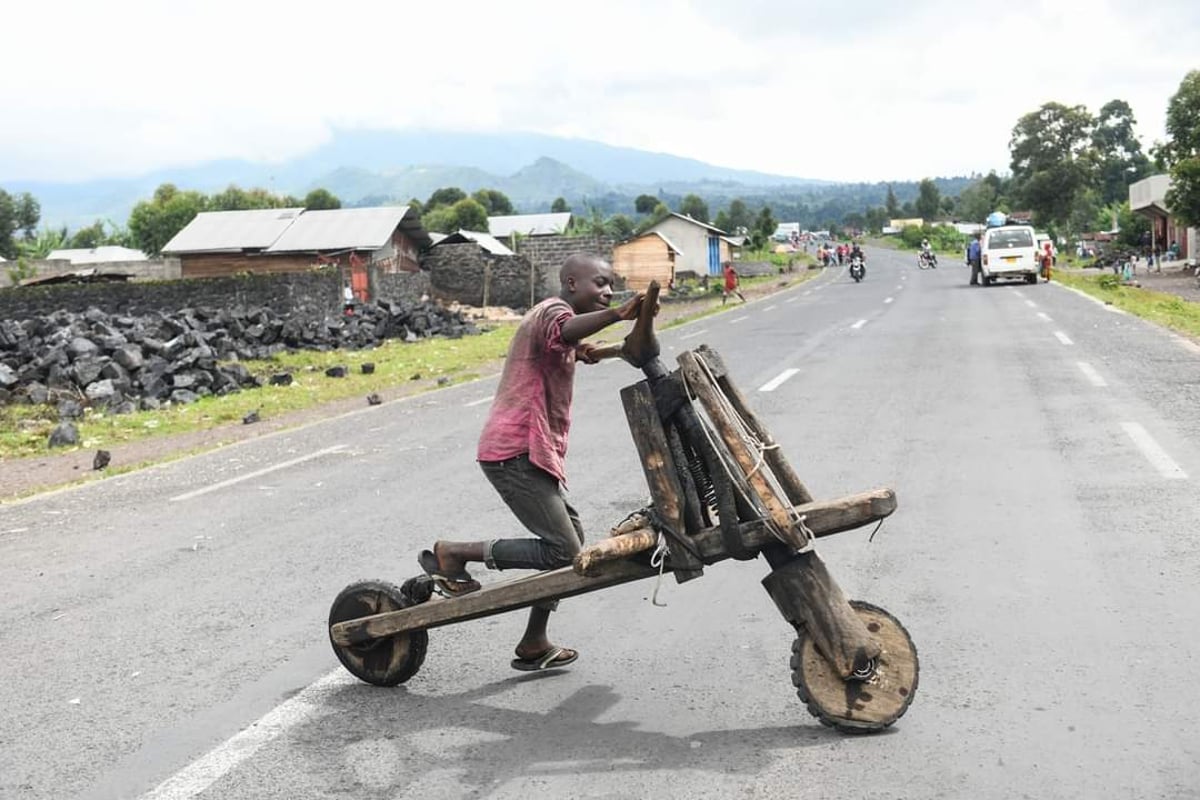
[[676, 350, 807, 551], [620, 381, 704, 579], [573, 527, 658, 576], [762, 552, 882, 679]]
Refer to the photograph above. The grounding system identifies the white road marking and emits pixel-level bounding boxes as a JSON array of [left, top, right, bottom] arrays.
[[884, 297, 894, 304], [851, 319, 867, 330], [895, 285, 903, 290], [759, 368, 800, 392], [765, 305, 777, 311], [803, 290, 813, 296], [1120, 422, 1188, 479], [1053, 331, 1074, 345], [730, 316, 748, 324], [784, 296, 799, 304], [1076, 361, 1107, 387], [680, 328, 708, 340], [464, 394, 494, 407], [139, 671, 351, 800], [169, 445, 347, 502], [1025, 300, 1037, 308], [1037, 312, 1053, 322], [1012, 290, 1025, 298]]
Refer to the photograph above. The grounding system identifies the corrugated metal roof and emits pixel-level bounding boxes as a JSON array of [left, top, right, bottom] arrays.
[[488, 212, 572, 238], [665, 212, 727, 234], [266, 206, 412, 253], [46, 246, 149, 264], [619, 230, 682, 256], [433, 230, 514, 256], [162, 208, 304, 254]]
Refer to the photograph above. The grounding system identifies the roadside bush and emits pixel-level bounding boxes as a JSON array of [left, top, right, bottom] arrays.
[[899, 224, 966, 252]]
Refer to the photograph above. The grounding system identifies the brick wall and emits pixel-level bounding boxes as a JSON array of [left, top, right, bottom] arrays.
[[508, 233, 617, 297]]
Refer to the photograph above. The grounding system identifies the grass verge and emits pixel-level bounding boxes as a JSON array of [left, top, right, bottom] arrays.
[[1054, 269, 1200, 339]]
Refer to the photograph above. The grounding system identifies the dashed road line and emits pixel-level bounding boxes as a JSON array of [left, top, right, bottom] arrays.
[[1076, 362, 1107, 387], [1121, 422, 1188, 479], [884, 297, 894, 304], [169, 445, 348, 502], [1053, 331, 1074, 345], [730, 316, 748, 324], [765, 305, 777, 312], [139, 671, 351, 799], [1025, 299, 1037, 308], [1037, 312, 1052, 322], [851, 319, 867, 330], [680, 328, 708, 340], [785, 296, 799, 304], [465, 395, 494, 407], [759, 368, 800, 392]]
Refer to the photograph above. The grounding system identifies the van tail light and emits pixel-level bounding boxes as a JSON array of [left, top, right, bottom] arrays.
[[983, 254, 989, 266]]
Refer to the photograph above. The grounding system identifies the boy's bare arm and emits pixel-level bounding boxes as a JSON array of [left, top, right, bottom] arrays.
[[561, 293, 644, 344]]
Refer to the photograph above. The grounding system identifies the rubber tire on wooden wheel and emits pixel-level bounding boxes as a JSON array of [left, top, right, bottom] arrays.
[[791, 600, 919, 733], [328, 579, 428, 687]]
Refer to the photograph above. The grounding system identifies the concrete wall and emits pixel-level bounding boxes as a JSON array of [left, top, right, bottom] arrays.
[[1, 258, 181, 288], [0, 268, 431, 321], [508, 233, 616, 298]]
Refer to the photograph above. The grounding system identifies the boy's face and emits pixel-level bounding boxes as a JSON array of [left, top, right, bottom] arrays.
[[565, 260, 615, 313]]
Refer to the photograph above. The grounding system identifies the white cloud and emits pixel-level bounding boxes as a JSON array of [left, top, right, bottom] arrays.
[[1, 0, 1195, 182]]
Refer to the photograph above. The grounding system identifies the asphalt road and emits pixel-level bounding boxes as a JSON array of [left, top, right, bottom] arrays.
[[3, 247, 1200, 799]]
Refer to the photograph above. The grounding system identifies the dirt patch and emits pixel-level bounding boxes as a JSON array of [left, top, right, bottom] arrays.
[[0, 273, 806, 502], [1116, 262, 1200, 305]]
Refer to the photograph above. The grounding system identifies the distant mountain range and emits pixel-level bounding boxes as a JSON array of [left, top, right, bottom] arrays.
[[5, 129, 838, 229]]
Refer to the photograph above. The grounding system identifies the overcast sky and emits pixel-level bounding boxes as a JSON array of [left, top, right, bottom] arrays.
[[2, 0, 1196, 184]]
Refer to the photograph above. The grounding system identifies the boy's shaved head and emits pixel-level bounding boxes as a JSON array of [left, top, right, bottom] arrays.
[[559, 253, 607, 287]]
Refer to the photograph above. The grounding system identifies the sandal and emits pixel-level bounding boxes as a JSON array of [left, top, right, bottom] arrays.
[[511, 646, 579, 672], [418, 549, 480, 597]]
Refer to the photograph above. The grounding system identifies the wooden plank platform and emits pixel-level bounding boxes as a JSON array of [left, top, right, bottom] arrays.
[[330, 487, 896, 646]]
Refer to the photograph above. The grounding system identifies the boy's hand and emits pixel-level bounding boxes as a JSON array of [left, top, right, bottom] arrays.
[[575, 343, 600, 364], [611, 292, 644, 322]]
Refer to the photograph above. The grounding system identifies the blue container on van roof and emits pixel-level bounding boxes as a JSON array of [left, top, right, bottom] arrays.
[[986, 211, 1008, 228]]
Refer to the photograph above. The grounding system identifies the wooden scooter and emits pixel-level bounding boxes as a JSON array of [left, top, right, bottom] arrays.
[[328, 282, 919, 732]]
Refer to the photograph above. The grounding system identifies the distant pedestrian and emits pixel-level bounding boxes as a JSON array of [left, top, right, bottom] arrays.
[[722, 261, 745, 304], [967, 233, 982, 285]]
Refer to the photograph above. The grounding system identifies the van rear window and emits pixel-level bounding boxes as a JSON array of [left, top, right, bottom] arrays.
[[988, 229, 1034, 248]]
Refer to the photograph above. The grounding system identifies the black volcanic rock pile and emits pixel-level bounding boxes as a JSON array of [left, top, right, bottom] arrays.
[[0, 299, 478, 411]]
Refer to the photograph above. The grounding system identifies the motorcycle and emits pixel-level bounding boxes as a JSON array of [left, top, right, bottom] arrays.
[[918, 250, 938, 270], [849, 256, 865, 282]]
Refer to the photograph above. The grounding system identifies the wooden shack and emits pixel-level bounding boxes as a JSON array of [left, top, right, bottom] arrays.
[[612, 231, 681, 291]]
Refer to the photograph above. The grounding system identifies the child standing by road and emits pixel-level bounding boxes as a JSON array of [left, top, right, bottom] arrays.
[[722, 261, 746, 304], [418, 254, 645, 672]]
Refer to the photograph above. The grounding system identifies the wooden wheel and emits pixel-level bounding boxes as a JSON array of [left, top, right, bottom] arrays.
[[328, 579, 428, 687], [791, 600, 918, 732]]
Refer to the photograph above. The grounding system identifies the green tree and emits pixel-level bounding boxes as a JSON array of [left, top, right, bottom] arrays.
[[1092, 99, 1151, 206], [19, 226, 68, 258], [956, 178, 999, 222], [304, 188, 342, 210], [1009, 102, 1096, 229], [752, 206, 777, 249], [606, 214, 635, 239], [885, 184, 900, 217], [1162, 70, 1200, 227], [634, 194, 658, 214], [426, 187, 467, 209], [915, 178, 941, 219], [450, 197, 488, 232], [421, 206, 456, 234], [0, 189, 18, 259], [471, 188, 514, 215], [128, 183, 208, 255], [68, 220, 108, 249], [679, 193, 709, 223], [550, 196, 570, 213]]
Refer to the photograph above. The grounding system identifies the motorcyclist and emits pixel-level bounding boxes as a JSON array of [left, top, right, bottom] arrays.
[[919, 238, 936, 268], [849, 242, 865, 263]]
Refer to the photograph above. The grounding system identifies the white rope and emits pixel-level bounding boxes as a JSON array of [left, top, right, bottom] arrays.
[[649, 531, 670, 607], [683, 356, 813, 551]]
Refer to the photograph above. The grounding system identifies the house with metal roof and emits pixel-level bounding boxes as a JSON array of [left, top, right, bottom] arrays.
[[46, 246, 149, 264], [162, 206, 431, 280], [488, 212, 572, 239], [612, 231, 681, 291], [645, 213, 729, 277], [429, 230, 515, 256]]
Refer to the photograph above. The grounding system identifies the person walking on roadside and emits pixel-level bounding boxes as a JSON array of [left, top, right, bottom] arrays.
[[722, 261, 746, 304], [967, 233, 982, 285]]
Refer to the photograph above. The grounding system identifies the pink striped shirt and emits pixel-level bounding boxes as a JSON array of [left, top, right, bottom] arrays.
[[477, 297, 576, 484]]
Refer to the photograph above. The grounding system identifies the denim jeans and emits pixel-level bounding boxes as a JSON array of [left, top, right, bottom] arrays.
[[480, 454, 585, 612]]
